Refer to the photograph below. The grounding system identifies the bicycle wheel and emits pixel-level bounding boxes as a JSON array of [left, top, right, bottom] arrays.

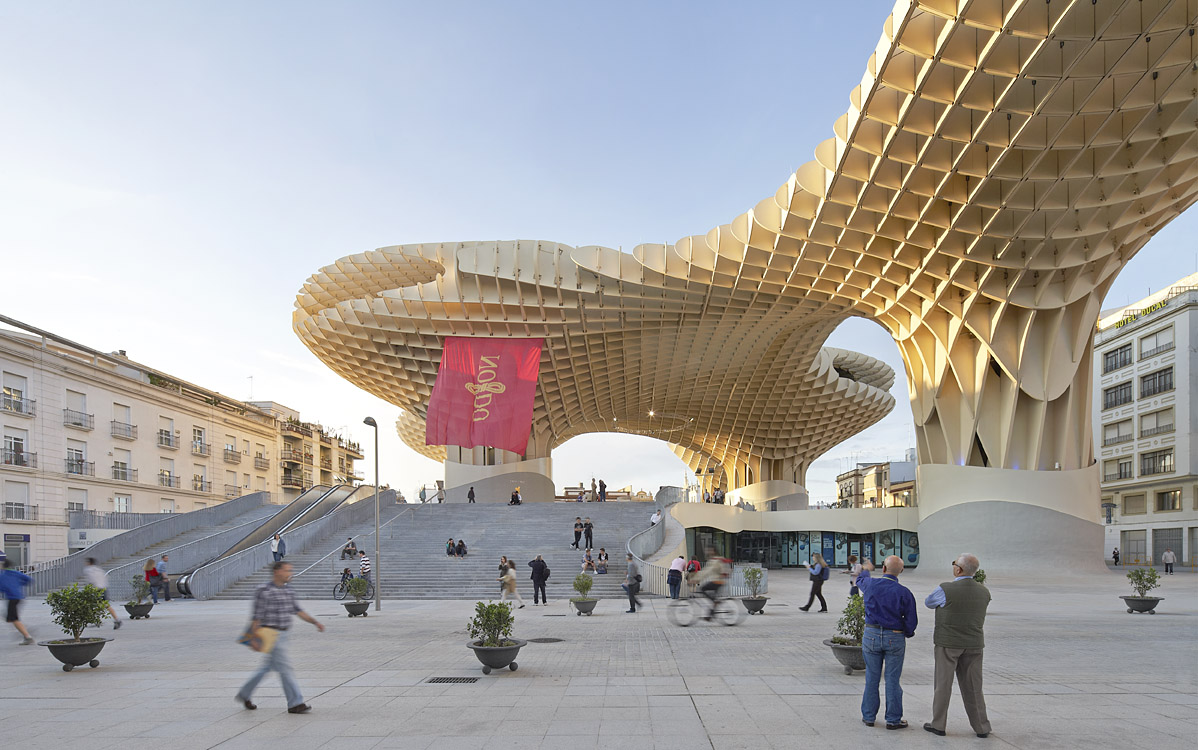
[[715, 599, 747, 626], [365, 581, 376, 599], [333, 583, 347, 601], [666, 599, 698, 627]]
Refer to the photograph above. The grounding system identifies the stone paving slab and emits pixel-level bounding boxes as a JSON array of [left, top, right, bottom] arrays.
[[0, 568, 1194, 749]]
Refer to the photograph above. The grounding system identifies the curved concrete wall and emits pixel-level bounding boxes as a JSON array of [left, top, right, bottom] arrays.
[[724, 480, 809, 511], [671, 502, 918, 535], [443, 457, 555, 503]]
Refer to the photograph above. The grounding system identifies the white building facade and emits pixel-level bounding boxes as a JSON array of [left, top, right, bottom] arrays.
[[0, 318, 362, 567], [1093, 274, 1198, 567]]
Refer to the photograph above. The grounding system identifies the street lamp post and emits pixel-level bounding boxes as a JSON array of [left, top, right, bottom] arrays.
[[363, 417, 380, 612]]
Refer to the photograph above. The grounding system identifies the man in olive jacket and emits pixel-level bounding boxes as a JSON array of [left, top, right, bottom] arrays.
[[923, 553, 992, 738]]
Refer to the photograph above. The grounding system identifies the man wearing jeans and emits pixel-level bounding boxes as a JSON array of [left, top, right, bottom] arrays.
[[236, 561, 324, 714], [855, 555, 917, 730], [156, 554, 172, 602]]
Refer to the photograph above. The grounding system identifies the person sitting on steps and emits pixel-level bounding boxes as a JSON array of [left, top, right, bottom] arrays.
[[340, 538, 358, 560], [455, 539, 467, 558], [596, 548, 608, 574]]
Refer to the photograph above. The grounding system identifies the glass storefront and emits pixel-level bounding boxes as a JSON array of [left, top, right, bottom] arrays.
[[686, 527, 918, 569]]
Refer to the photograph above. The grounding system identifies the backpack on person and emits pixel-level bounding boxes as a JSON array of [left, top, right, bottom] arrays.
[[543, 566, 550, 580], [820, 565, 831, 581]]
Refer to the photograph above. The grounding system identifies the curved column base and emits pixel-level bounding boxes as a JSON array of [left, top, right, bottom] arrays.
[[443, 458, 555, 503], [725, 480, 809, 511], [917, 464, 1105, 573]]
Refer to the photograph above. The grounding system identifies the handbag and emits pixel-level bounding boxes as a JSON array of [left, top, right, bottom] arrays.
[[635, 574, 643, 583]]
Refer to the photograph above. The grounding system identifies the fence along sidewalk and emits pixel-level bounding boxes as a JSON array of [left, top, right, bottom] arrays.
[[187, 488, 393, 600], [30, 491, 272, 594]]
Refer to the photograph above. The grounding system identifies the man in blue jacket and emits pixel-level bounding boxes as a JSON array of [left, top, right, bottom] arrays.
[[0, 559, 35, 645], [855, 555, 917, 730]]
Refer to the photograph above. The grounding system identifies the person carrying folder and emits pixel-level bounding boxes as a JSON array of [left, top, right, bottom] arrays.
[[236, 561, 325, 714]]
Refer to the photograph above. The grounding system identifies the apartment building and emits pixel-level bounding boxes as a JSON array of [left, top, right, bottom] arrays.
[[835, 450, 917, 509], [1093, 273, 1197, 566], [247, 401, 364, 496]]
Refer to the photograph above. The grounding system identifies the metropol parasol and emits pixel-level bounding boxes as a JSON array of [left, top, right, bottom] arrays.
[[295, 0, 1197, 568]]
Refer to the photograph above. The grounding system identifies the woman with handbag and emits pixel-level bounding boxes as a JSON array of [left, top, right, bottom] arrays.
[[799, 553, 829, 612]]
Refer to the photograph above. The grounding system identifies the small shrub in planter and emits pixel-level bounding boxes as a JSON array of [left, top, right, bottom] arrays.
[[825, 594, 866, 674], [467, 601, 516, 647], [1121, 568, 1164, 614], [41, 584, 113, 671], [125, 575, 155, 619], [740, 566, 768, 614], [571, 573, 598, 615], [973, 569, 987, 585], [343, 577, 371, 616]]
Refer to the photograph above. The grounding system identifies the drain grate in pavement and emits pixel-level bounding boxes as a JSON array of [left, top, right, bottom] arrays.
[[426, 677, 480, 684], [527, 637, 564, 643], [542, 614, 567, 617]]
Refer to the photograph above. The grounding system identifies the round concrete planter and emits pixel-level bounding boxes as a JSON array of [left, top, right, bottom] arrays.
[[571, 598, 598, 616], [343, 601, 370, 617], [1120, 595, 1163, 614], [124, 603, 154, 620], [467, 638, 526, 674], [824, 639, 866, 675], [741, 597, 769, 615], [39, 637, 112, 672]]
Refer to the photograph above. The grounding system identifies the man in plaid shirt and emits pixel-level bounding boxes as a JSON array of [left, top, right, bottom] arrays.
[[236, 561, 324, 714]]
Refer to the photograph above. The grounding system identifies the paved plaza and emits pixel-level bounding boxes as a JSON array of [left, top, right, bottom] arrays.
[[1, 568, 1194, 749]]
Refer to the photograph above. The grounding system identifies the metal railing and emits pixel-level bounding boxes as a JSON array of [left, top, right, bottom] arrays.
[[1141, 424, 1175, 438], [1140, 342, 1175, 359], [187, 487, 391, 600], [2, 449, 36, 468], [224, 484, 242, 498], [63, 409, 95, 430], [223, 448, 242, 464], [110, 420, 137, 439], [102, 509, 283, 602], [1103, 470, 1133, 482], [280, 449, 305, 463], [282, 422, 313, 437], [1102, 434, 1133, 447], [192, 477, 211, 492], [192, 440, 210, 457], [157, 431, 178, 449], [158, 472, 181, 489], [1, 395, 34, 415], [65, 459, 95, 476], [254, 455, 270, 470], [281, 473, 305, 488], [111, 465, 137, 482], [3, 503, 38, 521], [70, 508, 169, 530], [31, 491, 271, 594]]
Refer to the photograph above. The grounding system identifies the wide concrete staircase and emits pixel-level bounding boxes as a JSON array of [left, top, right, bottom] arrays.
[[101, 504, 282, 573], [207, 501, 659, 601]]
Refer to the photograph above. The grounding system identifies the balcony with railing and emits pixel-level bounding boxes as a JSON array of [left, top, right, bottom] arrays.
[[63, 409, 95, 430], [224, 484, 242, 498], [254, 455, 270, 470], [342, 440, 364, 458], [1140, 341, 1175, 359], [223, 448, 242, 464], [158, 471, 181, 489], [320, 457, 333, 470], [3, 503, 38, 521], [1, 394, 35, 417], [282, 421, 313, 438], [65, 458, 95, 476], [281, 472, 305, 489], [157, 430, 179, 449], [2, 449, 36, 469], [1102, 434, 1133, 447], [1141, 424, 1175, 438], [110, 421, 138, 440], [111, 465, 137, 482], [1103, 468, 1134, 482], [280, 448, 304, 464], [319, 433, 332, 445], [192, 477, 211, 492], [192, 440, 210, 457]]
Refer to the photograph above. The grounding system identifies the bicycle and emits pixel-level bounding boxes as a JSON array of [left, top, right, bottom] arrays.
[[333, 578, 375, 601], [665, 591, 747, 627]]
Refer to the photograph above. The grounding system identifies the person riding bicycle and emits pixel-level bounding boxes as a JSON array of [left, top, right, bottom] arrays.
[[690, 547, 731, 618]]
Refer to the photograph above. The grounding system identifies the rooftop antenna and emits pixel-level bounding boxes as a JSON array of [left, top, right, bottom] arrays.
[[247, 375, 253, 400]]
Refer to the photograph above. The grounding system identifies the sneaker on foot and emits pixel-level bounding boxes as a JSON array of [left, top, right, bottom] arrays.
[[236, 695, 256, 710], [518, 604, 525, 609], [287, 703, 312, 714], [20, 637, 34, 645], [114, 620, 122, 630]]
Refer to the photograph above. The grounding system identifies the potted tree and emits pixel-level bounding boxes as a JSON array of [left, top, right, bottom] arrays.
[[741, 566, 768, 614], [40, 584, 114, 672], [343, 577, 371, 617], [466, 601, 525, 674], [824, 594, 866, 674], [1121, 567, 1163, 614], [973, 569, 987, 585], [125, 575, 155, 619], [571, 573, 598, 616]]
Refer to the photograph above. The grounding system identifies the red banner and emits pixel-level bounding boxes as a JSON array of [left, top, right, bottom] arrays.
[[425, 337, 543, 456]]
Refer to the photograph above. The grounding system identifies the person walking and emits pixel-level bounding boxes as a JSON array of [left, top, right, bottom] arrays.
[[498, 556, 509, 595], [271, 534, 286, 562], [1, 559, 34, 644], [358, 553, 371, 583], [923, 553, 992, 738], [623, 553, 642, 613], [1161, 548, 1176, 575], [667, 555, 686, 599], [855, 555, 917, 730], [499, 562, 525, 608], [157, 554, 173, 602], [235, 561, 325, 714], [799, 553, 829, 612], [583, 517, 594, 549], [1112, 547, 1120, 566], [143, 559, 162, 604], [846, 554, 863, 597], [83, 557, 121, 629], [572, 517, 583, 549], [528, 555, 549, 605], [467, 486, 476, 503]]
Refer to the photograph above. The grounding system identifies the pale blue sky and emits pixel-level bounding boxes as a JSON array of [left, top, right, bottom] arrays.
[[2, 1, 1195, 504]]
